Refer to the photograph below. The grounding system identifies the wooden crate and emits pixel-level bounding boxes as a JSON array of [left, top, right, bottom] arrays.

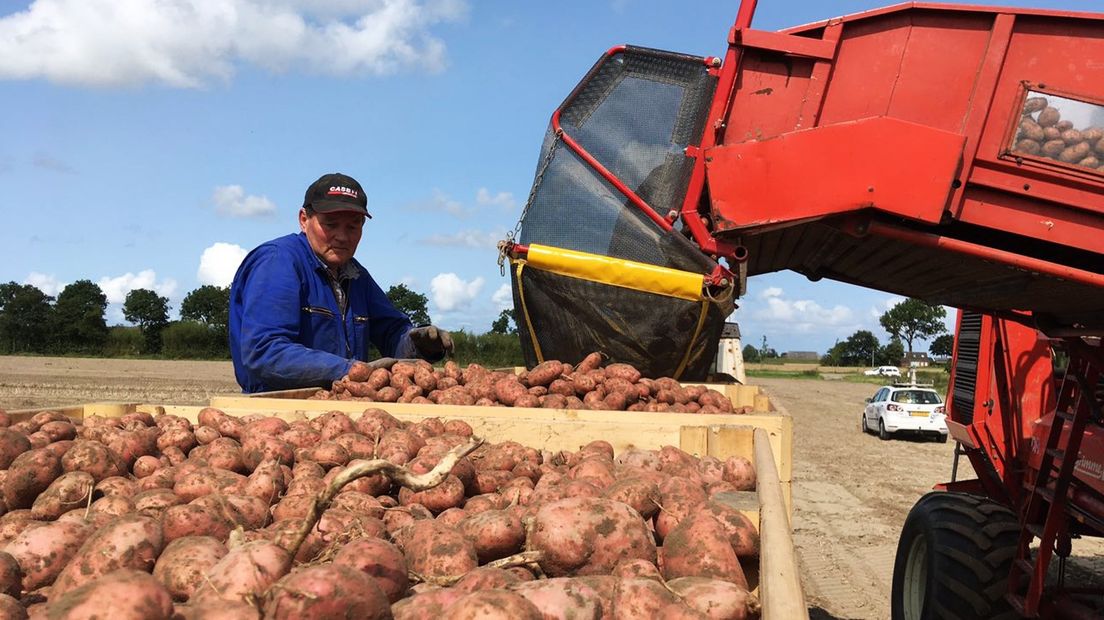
[[8, 399, 805, 619], [209, 389, 791, 507]]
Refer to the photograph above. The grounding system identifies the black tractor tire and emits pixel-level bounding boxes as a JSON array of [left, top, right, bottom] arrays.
[[891, 492, 1020, 620], [879, 420, 890, 440]]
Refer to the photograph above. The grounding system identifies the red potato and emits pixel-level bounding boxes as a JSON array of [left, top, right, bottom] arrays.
[[152, 536, 228, 601], [132, 455, 162, 478], [51, 514, 165, 597], [398, 475, 465, 514], [29, 471, 94, 521], [241, 436, 295, 472], [403, 520, 478, 581], [44, 569, 174, 620], [602, 476, 660, 519], [723, 456, 756, 491], [332, 538, 409, 603], [459, 509, 525, 563], [262, 564, 391, 620], [295, 440, 349, 468], [174, 599, 260, 620], [446, 589, 542, 619], [508, 577, 608, 620], [391, 587, 466, 620], [191, 540, 290, 604], [2, 449, 62, 510], [2, 520, 92, 591], [0, 593, 23, 620], [83, 494, 135, 528], [525, 361, 564, 387], [451, 567, 523, 593], [661, 511, 748, 588], [613, 558, 663, 581], [0, 551, 21, 597], [667, 576, 760, 620], [60, 441, 126, 483], [133, 489, 183, 518], [96, 476, 137, 497], [526, 497, 657, 577], [654, 478, 708, 541], [699, 500, 760, 557]]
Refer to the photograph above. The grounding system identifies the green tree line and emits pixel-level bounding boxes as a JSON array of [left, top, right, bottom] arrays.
[[0, 280, 524, 364]]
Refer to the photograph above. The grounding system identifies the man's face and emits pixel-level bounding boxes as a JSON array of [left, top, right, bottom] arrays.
[[299, 209, 365, 270]]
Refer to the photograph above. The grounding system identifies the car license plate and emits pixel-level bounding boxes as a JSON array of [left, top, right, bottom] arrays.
[[910, 411, 928, 417]]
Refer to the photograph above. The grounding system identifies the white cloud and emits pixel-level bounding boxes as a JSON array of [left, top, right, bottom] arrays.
[[212, 185, 276, 218], [491, 283, 512, 310], [760, 286, 783, 299], [98, 270, 178, 304], [24, 272, 65, 296], [476, 188, 516, 211], [408, 189, 470, 218], [430, 273, 484, 312], [421, 228, 504, 249], [197, 242, 248, 286], [869, 295, 906, 320], [0, 0, 467, 88], [751, 288, 856, 334]]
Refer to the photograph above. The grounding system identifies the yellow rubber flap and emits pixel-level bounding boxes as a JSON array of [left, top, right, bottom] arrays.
[[525, 244, 704, 302]]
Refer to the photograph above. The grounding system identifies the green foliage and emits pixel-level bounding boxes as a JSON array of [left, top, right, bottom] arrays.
[[930, 334, 955, 358], [450, 330, 524, 368], [877, 338, 905, 366], [181, 286, 230, 332], [742, 344, 761, 363], [103, 326, 143, 357], [490, 309, 517, 335], [386, 284, 431, 326], [51, 280, 108, 354], [123, 289, 170, 354], [879, 298, 947, 356], [823, 330, 880, 367], [0, 282, 54, 354], [759, 335, 778, 359], [161, 321, 229, 359]]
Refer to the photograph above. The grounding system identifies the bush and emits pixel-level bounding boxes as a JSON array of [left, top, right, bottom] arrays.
[[103, 326, 144, 357], [161, 321, 229, 359], [451, 330, 525, 369]]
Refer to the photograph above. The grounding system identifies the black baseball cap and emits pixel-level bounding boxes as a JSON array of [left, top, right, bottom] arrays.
[[302, 172, 371, 218]]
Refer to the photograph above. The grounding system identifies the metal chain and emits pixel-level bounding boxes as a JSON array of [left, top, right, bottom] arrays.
[[499, 130, 562, 275]]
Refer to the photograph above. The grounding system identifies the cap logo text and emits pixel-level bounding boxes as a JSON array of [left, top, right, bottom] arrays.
[[327, 186, 359, 199]]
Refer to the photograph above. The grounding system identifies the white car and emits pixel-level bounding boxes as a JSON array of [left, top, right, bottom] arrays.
[[863, 365, 901, 377], [862, 386, 948, 442]]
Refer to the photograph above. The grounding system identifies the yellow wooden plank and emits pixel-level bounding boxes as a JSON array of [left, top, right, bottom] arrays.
[[754, 428, 808, 620], [679, 425, 711, 457]]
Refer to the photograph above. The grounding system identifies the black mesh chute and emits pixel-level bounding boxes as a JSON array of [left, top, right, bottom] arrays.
[[509, 46, 732, 380]]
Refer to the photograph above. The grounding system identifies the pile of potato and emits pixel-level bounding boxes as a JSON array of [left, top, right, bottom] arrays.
[[314, 353, 747, 414], [0, 405, 761, 619], [1015, 96, 1104, 171]]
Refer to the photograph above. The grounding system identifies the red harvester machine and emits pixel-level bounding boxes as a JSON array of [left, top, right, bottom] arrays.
[[503, 1, 1104, 617]]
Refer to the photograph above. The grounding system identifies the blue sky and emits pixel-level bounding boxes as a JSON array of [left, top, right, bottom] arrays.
[[1, 0, 1096, 356]]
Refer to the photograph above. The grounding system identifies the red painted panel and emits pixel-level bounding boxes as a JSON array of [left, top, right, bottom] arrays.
[[883, 12, 993, 133], [722, 53, 816, 141], [705, 117, 963, 230], [816, 14, 912, 126]]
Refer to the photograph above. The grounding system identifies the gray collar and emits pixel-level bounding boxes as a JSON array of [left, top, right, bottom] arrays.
[[311, 252, 362, 281]]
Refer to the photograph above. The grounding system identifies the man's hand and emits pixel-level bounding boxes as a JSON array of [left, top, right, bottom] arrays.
[[409, 325, 454, 359]]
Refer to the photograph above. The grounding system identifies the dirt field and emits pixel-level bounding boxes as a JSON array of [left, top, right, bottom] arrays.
[[1, 356, 1100, 618]]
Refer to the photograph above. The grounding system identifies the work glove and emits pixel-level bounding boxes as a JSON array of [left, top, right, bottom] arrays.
[[409, 325, 454, 359]]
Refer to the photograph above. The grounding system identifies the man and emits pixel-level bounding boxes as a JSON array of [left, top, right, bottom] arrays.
[[229, 172, 452, 393]]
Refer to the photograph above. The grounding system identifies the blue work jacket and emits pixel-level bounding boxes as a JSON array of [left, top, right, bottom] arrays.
[[229, 232, 416, 393]]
